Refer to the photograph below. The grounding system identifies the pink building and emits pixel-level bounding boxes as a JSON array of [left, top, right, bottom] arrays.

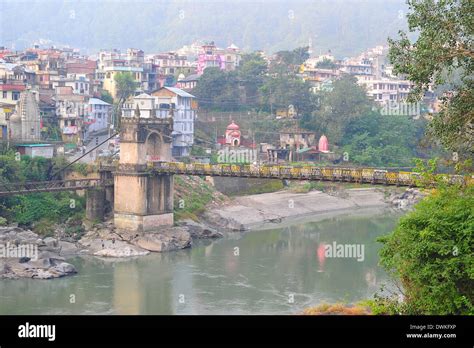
[[197, 43, 226, 75]]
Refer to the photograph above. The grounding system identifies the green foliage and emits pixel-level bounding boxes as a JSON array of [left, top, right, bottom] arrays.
[[193, 47, 314, 114], [192, 67, 241, 111], [270, 46, 310, 75], [0, 153, 24, 183], [0, 153, 86, 227], [114, 72, 138, 104], [71, 163, 89, 176], [0, 217, 6, 226], [13, 193, 85, 227], [340, 112, 425, 167], [100, 90, 114, 104], [300, 75, 373, 144], [260, 75, 315, 117], [174, 176, 215, 221], [316, 58, 337, 69], [388, 0, 474, 157], [378, 184, 474, 314], [33, 218, 56, 238]]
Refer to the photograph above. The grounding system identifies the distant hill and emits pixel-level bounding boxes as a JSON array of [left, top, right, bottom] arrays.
[[0, 0, 408, 57]]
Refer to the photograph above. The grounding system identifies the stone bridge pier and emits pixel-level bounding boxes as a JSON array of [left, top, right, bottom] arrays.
[[113, 112, 174, 232]]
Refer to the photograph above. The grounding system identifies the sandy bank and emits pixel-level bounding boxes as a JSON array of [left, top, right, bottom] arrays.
[[204, 188, 392, 230]]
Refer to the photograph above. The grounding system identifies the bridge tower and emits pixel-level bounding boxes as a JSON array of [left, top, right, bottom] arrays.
[[113, 110, 174, 232]]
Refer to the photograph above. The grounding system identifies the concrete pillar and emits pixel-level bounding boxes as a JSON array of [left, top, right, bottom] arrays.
[[86, 188, 106, 222]]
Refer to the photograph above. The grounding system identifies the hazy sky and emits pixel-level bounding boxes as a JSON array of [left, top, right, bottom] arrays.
[[0, 0, 409, 56]]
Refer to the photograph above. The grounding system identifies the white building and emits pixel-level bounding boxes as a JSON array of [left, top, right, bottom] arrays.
[[152, 87, 196, 157], [122, 86, 196, 157], [86, 98, 112, 135], [359, 78, 412, 104]]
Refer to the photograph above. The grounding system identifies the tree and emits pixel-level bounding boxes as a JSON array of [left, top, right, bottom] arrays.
[[113, 72, 138, 128], [378, 183, 474, 314], [100, 90, 114, 104], [301, 75, 373, 144], [270, 46, 310, 75], [192, 67, 240, 111], [260, 75, 314, 116], [341, 111, 425, 167], [237, 53, 268, 106], [388, 0, 474, 157], [316, 58, 337, 69]]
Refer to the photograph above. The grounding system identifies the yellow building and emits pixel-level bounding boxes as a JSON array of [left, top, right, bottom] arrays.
[[102, 66, 143, 99]]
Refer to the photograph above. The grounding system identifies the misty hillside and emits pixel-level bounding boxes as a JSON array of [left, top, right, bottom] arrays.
[[0, 0, 408, 56]]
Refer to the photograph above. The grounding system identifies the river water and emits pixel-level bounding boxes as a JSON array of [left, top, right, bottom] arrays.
[[0, 210, 401, 315]]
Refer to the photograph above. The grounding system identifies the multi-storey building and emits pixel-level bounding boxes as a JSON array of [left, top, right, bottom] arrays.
[[85, 98, 111, 135], [122, 86, 196, 157]]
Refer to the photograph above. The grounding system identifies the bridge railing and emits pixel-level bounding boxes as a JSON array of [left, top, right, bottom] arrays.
[[149, 161, 474, 187], [0, 178, 113, 197]]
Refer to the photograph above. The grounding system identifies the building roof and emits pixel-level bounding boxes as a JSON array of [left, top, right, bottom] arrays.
[[280, 127, 316, 134], [104, 66, 143, 72], [135, 93, 154, 99], [16, 143, 53, 147], [89, 98, 111, 106], [178, 73, 200, 82], [0, 84, 26, 91], [162, 86, 195, 98]]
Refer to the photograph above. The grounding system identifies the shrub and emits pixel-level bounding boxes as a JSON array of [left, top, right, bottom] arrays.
[[33, 218, 55, 238], [378, 184, 474, 314]]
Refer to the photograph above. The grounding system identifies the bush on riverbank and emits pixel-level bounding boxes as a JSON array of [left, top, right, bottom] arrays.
[[174, 176, 227, 221], [377, 184, 474, 315], [0, 152, 86, 233], [303, 303, 371, 315]]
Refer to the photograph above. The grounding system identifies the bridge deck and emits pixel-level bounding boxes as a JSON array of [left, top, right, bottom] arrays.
[[150, 162, 472, 187], [0, 162, 471, 197], [0, 179, 113, 197]]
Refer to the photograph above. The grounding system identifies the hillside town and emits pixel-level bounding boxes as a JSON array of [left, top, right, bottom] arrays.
[[0, 0, 472, 332], [0, 40, 439, 163]]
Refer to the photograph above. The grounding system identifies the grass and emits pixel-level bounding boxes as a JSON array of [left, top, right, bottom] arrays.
[[302, 303, 372, 315]]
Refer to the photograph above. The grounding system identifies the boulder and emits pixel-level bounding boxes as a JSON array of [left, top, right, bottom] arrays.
[[43, 237, 58, 248], [133, 227, 192, 252], [179, 220, 223, 239], [52, 262, 77, 274], [58, 241, 80, 257]]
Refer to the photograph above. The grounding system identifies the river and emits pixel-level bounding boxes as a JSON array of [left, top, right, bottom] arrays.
[[0, 210, 401, 315]]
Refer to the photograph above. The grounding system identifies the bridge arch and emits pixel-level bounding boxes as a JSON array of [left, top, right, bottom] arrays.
[[145, 130, 166, 162]]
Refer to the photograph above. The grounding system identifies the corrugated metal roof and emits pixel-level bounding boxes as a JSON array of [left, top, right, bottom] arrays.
[[163, 86, 195, 98], [16, 143, 53, 147], [89, 98, 111, 106]]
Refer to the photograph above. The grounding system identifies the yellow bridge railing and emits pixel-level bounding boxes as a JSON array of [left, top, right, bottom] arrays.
[[149, 162, 474, 187]]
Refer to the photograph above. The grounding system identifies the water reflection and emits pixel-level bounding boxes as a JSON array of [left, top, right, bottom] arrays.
[[0, 210, 401, 314]]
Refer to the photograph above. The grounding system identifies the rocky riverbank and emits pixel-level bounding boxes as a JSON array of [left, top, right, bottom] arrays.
[[0, 219, 223, 279], [201, 187, 419, 231], [0, 186, 422, 280], [0, 226, 78, 279]]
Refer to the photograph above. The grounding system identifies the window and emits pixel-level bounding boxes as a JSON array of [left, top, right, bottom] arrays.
[[12, 92, 20, 100], [2, 91, 7, 98], [378, 94, 382, 100]]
